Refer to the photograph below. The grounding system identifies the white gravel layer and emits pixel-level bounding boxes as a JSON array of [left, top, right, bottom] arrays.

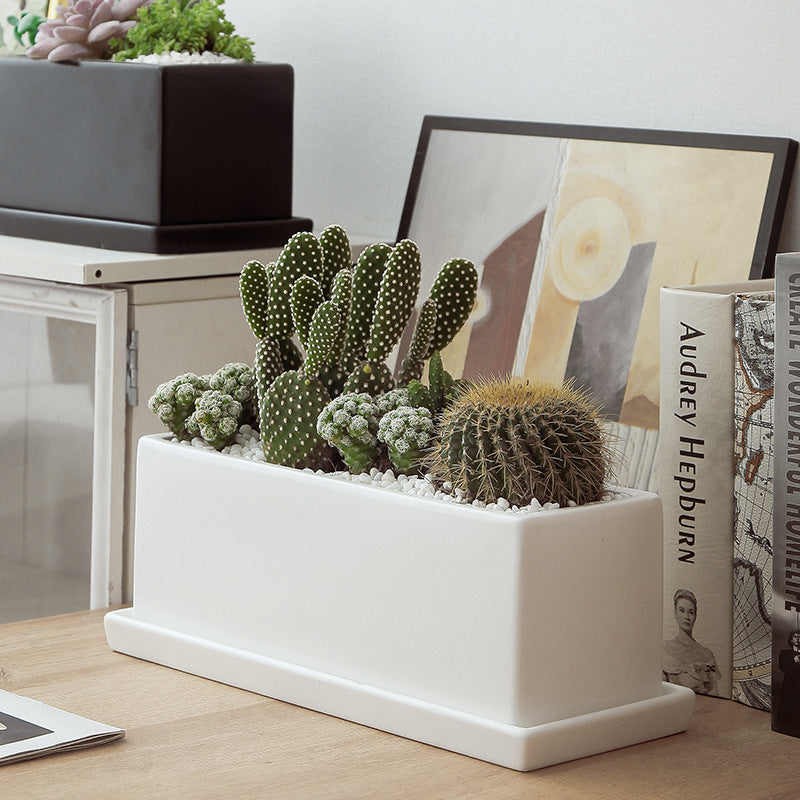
[[176, 426, 622, 515], [124, 51, 244, 65]]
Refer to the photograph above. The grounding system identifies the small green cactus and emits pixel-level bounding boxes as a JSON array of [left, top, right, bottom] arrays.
[[343, 242, 393, 368], [208, 362, 257, 425], [148, 372, 210, 439], [397, 299, 437, 386], [319, 224, 352, 297], [317, 393, 381, 474], [426, 377, 610, 507], [377, 405, 434, 475], [185, 389, 243, 450], [343, 239, 422, 395]]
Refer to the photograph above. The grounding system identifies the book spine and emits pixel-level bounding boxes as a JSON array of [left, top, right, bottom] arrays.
[[772, 254, 800, 735], [659, 287, 734, 698], [731, 292, 774, 711]]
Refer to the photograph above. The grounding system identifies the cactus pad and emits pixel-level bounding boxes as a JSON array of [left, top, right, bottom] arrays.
[[424, 258, 478, 356], [239, 259, 271, 340], [365, 239, 422, 362], [260, 371, 335, 470]]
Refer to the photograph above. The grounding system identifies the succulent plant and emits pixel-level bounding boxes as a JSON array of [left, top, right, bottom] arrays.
[[426, 377, 610, 507], [377, 405, 434, 475], [259, 296, 340, 471], [236, 226, 476, 472], [342, 239, 422, 395], [405, 352, 467, 416], [316, 392, 381, 474], [27, 0, 150, 61], [148, 372, 209, 439], [397, 259, 479, 385], [208, 362, 257, 426], [185, 389, 242, 449], [109, 0, 254, 62]]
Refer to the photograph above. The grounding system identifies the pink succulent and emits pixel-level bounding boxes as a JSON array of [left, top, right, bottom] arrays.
[[27, 0, 151, 61]]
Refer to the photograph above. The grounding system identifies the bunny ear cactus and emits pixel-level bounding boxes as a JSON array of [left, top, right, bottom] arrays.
[[343, 242, 393, 369], [319, 225, 352, 297], [259, 300, 341, 471], [318, 267, 354, 397], [426, 377, 610, 508], [396, 257, 478, 385], [396, 299, 437, 386], [343, 239, 422, 395]]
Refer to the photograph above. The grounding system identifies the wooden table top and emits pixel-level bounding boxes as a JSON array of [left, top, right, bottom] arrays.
[[1, 608, 799, 798]]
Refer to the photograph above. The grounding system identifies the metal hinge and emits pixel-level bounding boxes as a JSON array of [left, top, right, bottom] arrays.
[[126, 329, 139, 406]]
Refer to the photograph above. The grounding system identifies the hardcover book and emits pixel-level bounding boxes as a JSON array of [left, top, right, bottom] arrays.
[[773, 253, 800, 736], [732, 292, 774, 710], [659, 280, 772, 701]]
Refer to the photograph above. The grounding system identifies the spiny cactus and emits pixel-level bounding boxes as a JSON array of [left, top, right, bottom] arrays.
[[27, 0, 150, 61], [343, 239, 422, 395], [259, 295, 341, 470], [342, 242, 392, 370], [241, 226, 476, 472], [377, 405, 434, 475], [396, 259, 479, 385], [185, 389, 242, 450], [426, 377, 611, 507], [396, 299, 437, 387], [405, 352, 467, 416], [208, 362, 257, 427], [316, 392, 380, 474], [148, 372, 209, 439]]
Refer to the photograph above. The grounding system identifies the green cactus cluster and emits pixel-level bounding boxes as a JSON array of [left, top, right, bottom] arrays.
[[148, 363, 255, 450], [240, 225, 478, 471], [426, 377, 611, 508], [377, 406, 434, 475], [149, 223, 614, 509]]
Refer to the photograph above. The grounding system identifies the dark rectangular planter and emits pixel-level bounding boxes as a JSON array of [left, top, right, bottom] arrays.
[[0, 57, 311, 253]]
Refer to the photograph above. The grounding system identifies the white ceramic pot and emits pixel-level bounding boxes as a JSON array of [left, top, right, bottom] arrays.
[[105, 434, 694, 770]]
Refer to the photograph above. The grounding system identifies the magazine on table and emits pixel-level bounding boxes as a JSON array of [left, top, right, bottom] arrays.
[[0, 689, 124, 765]]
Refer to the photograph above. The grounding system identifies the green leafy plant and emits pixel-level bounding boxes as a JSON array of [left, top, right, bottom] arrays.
[[110, 0, 255, 61]]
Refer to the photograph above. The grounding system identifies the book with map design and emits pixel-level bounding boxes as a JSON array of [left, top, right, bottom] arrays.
[[659, 280, 773, 704], [773, 253, 800, 736]]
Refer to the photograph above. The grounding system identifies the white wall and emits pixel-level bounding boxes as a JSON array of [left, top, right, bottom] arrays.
[[226, 0, 800, 253]]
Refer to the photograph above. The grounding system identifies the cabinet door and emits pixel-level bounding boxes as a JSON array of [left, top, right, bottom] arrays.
[[0, 276, 126, 621]]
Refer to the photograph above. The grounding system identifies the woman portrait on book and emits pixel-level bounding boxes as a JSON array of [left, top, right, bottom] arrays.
[[663, 588, 719, 695], [775, 629, 800, 734]]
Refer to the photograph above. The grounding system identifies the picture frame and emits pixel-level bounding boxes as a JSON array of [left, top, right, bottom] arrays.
[[396, 116, 796, 488]]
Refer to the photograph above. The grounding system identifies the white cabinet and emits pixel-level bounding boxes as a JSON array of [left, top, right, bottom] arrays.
[[0, 236, 275, 621]]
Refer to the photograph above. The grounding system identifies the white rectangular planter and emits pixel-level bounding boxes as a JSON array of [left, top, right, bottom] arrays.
[[105, 435, 694, 770]]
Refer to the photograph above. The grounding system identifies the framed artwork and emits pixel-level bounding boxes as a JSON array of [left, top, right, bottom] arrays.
[[395, 116, 796, 487]]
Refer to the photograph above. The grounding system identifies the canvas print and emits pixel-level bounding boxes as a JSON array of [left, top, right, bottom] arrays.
[[397, 117, 795, 488]]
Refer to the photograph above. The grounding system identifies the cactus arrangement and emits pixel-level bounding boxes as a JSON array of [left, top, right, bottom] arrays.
[[149, 225, 614, 509], [238, 225, 478, 471]]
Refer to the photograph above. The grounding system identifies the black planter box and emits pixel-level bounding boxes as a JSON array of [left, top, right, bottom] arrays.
[[0, 57, 311, 253]]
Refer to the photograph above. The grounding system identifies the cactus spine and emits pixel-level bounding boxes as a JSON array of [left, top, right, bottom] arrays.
[[427, 377, 610, 507]]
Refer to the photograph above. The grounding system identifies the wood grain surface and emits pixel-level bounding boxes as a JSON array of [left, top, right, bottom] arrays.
[[1, 609, 798, 799]]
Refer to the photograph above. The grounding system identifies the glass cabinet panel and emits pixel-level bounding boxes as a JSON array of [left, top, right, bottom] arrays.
[[0, 277, 125, 623]]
